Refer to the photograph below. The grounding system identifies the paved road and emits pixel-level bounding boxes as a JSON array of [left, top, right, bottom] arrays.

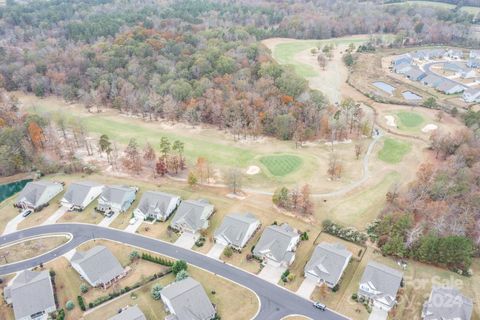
[[0, 224, 349, 320], [422, 61, 468, 88]]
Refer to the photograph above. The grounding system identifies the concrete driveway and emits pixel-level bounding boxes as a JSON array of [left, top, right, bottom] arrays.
[[124, 218, 143, 233], [368, 307, 388, 320], [297, 277, 318, 299], [258, 264, 287, 283], [2, 213, 25, 235], [42, 206, 68, 225], [98, 211, 121, 227], [207, 243, 225, 259], [174, 232, 196, 249]]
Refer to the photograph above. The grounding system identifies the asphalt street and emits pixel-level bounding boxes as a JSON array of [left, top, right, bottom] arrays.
[[0, 224, 350, 320]]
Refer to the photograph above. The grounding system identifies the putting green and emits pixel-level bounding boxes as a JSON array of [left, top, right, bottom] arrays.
[[396, 111, 424, 131], [378, 138, 411, 164], [259, 154, 303, 177]]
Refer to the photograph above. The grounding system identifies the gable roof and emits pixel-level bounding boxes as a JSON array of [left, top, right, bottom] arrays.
[[253, 223, 298, 263], [304, 242, 352, 285], [16, 181, 62, 207], [71, 245, 124, 285], [214, 213, 259, 247], [394, 62, 412, 73], [422, 286, 473, 320], [359, 261, 403, 307], [4, 270, 56, 319], [404, 66, 426, 80], [436, 80, 465, 93], [136, 191, 179, 216], [63, 181, 102, 206], [99, 185, 135, 206], [171, 199, 214, 232], [108, 305, 146, 320], [161, 277, 216, 320], [422, 74, 444, 87], [392, 54, 412, 65]]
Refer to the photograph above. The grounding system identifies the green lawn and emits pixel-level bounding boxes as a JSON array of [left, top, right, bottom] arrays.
[[259, 154, 303, 177], [396, 111, 424, 130], [378, 138, 412, 164]]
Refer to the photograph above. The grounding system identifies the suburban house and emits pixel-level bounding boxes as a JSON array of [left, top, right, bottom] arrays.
[[161, 277, 216, 320], [436, 80, 466, 95], [422, 74, 444, 88], [70, 245, 127, 288], [444, 49, 464, 60], [252, 223, 300, 267], [15, 180, 63, 211], [60, 181, 104, 211], [422, 286, 473, 320], [304, 242, 352, 288], [467, 58, 480, 68], [443, 62, 476, 79], [170, 199, 214, 234], [463, 87, 480, 103], [97, 185, 137, 214], [394, 62, 412, 74], [358, 261, 403, 311], [4, 270, 56, 320], [469, 50, 480, 59], [108, 305, 146, 320], [133, 191, 180, 221], [412, 49, 445, 60], [404, 66, 427, 81], [213, 213, 260, 250], [391, 54, 412, 66]]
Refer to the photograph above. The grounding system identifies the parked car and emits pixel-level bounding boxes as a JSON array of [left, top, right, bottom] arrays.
[[313, 302, 326, 311], [21, 209, 33, 217], [129, 217, 137, 225], [105, 211, 114, 218]]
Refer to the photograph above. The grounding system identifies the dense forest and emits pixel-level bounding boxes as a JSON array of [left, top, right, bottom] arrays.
[[0, 0, 478, 143]]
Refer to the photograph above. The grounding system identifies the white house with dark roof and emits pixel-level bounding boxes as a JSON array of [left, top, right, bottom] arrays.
[[161, 277, 216, 320], [444, 49, 464, 60], [422, 74, 444, 88], [70, 245, 127, 288], [4, 270, 56, 320], [170, 199, 214, 234], [252, 223, 300, 267], [394, 62, 412, 74], [463, 87, 480, 103], [436, 80, 466, 95], [358, 261, 403, 311], [108, 305, 146, 320], [15, 181, 63, 211], [304, 242, 352, 288], [133, 191, 180, 221], [469, 50, 480, 59], [214, 213, 260, 250], [391, 54, 412, 66], [60, 181, 104, 211], [97, 185, 137, 214], [404, 66, 427, 81], [422, 286, 473, 320]]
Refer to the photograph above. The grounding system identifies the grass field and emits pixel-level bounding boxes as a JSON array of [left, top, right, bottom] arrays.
[[396, 111, 425, 130], [0, 236, 68, 265], [259, 154, 303, 177], [378, 138, 412, 164]]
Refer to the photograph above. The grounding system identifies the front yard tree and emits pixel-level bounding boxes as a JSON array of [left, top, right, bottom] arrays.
[[80, 283, 88, 294], [227, 168, 242, 194], [188, 171, 198, 187], [151, 284, 163, 300], [172, 260, 188, 275], [65, 301, 75, 311], [175, 269, 189, 281]]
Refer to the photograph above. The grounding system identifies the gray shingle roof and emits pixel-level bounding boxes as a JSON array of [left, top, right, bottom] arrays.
[[359, 261, 403, 308], [304, 242, 352, 286], [422, 286, 473, 320], [422, 74, 444, 88], [108, 305, 146, 320], [71, 245, 124, 285], [253, 223, 298, 264], [214, 213, 259, 248], [436, 80, 465, 93], [99, 185, 135, 207], [404, 66, 426, 80], [136, 191, 179, 217], [171, 199, 214, 232], [63, 181, 102, 206], [16, 181, 62, 208], [161, 277, 216, 320], [4, 270, 56, 320]]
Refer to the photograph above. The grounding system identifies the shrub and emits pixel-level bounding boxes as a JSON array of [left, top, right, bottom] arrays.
[[195, 237, 205, 247], [223, 246, 233, 258], [281, 269, 290, 283], [57, 309, 65, 320], [332, 284, 340, 292], [172, 260, 188, 275], [65, 300, 75, 311], [351, 293, 358, 301], [300, 231, 309, 241], [129, 251, 140, 261], [49, 270, 56, 277], [77, 296, 86, 311], [151, 284, 163, 300], [176, 269, 189, 281], [322, 219, 368, 244], [80, 283, 88, 294], [141, 253, 174, 267]]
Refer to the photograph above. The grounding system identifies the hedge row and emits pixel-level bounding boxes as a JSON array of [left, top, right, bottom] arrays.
[[141, 253, 174, 267]]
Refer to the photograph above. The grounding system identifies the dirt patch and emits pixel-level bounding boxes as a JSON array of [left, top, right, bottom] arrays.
[[385, 115, 397, 127]]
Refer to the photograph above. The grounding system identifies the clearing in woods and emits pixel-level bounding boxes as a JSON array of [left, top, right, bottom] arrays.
[[378, 138, 412, 164]]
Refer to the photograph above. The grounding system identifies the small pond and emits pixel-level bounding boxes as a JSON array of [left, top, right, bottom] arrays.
[[372, 81, 396, 95], [0, 179, 32, 203], [402, 91, 422, 100]]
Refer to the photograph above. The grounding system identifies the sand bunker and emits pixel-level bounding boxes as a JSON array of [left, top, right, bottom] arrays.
[[385, 115, 396, 127], [246, 166, 261, 175], [422, 124, 438, 133]]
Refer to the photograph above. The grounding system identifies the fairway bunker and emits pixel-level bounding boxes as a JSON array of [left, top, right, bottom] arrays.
[[385, 115, 397, 127], [422, 124, 438, 133], [246, 166, 261, 175]]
